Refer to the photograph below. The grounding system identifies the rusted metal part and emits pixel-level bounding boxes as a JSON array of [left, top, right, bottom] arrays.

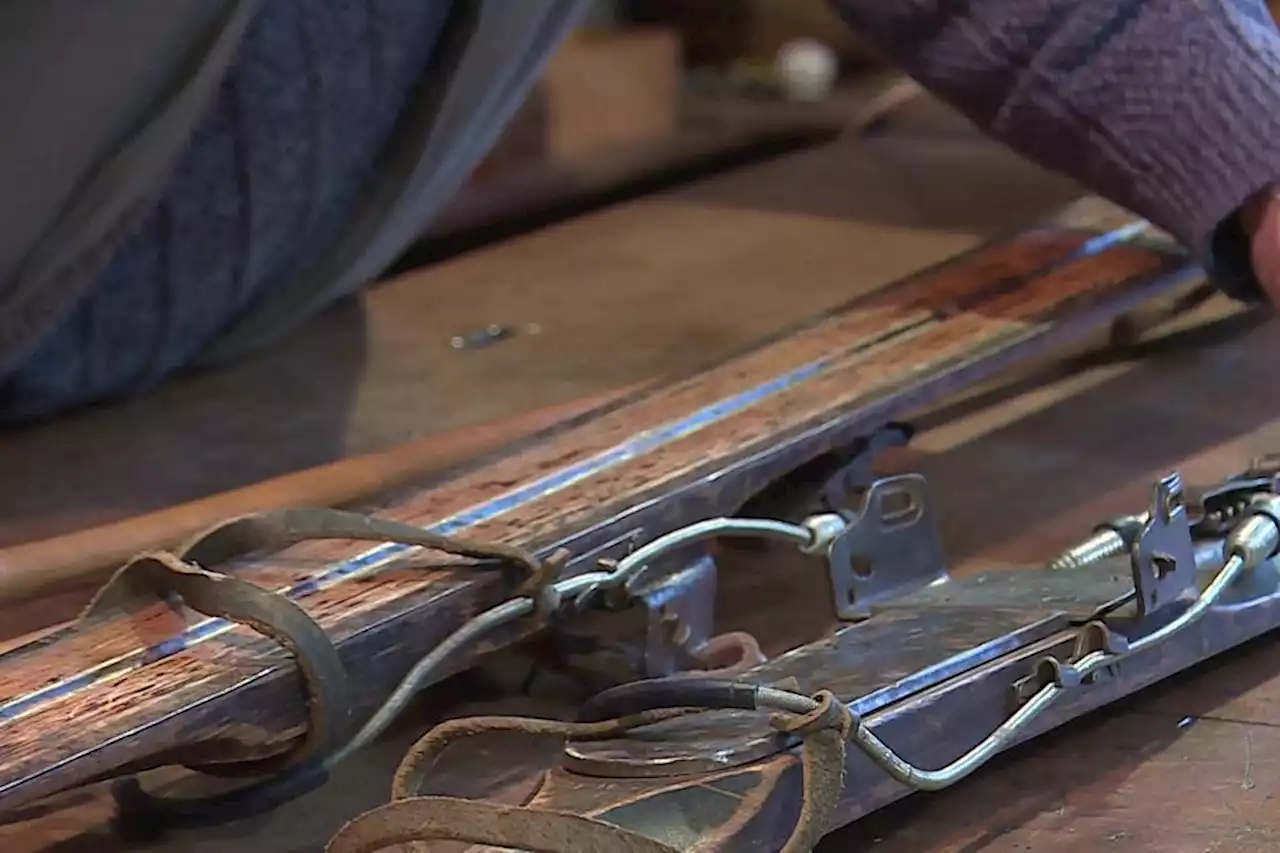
[[0, 198, 1198, 821], [633, 554, 719, 678], [684, 632, 766, 679]]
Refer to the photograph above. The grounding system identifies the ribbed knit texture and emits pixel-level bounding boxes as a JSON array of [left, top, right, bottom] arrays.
[[0, 0, 453, 423], [831, 0, 1280, 257], [7, 1, 1280, 421]]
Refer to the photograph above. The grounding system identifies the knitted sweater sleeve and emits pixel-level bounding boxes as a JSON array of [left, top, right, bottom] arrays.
[[830, 0, 1280, 293]]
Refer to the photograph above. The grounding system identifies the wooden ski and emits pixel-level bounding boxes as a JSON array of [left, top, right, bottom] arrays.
[[0, 198, 1201, 848]]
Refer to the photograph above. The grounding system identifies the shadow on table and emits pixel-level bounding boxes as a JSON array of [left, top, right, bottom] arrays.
[[0, 298, 368, 548]]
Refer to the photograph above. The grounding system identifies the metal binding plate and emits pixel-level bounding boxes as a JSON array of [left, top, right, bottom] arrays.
[[1131, 472, 1198, 616], [826, 473, 948, 619]]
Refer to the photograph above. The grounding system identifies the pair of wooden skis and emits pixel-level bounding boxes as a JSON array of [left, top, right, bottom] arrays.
[[1, 197, 1266, 852]]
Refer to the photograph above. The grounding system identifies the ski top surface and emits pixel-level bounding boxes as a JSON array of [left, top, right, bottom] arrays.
[[0, 197, 1196, 809]]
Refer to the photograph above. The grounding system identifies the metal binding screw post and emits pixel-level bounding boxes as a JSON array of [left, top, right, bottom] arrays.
[[1048, 513, 1149, 571]]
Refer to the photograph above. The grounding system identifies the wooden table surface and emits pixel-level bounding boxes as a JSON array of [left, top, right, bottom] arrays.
[[4, 92, 1280, 852]]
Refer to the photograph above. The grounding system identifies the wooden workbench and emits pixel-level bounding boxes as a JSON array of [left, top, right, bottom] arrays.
[[3, 95, 1280, 852]]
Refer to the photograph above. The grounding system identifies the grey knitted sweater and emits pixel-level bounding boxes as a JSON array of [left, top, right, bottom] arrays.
[[0, 0, 456, 422], [2, 0, 1278, 421]]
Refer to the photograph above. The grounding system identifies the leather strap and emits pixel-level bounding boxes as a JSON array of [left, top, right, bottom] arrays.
[[326, 691, 857, 852], [176, 506, 543, 580], [84, 507, 550, 830], [82, 550, 349, 776], [328, 709, 697, 853], [769, 690, 856, 853], [327, 796, 680, 853]]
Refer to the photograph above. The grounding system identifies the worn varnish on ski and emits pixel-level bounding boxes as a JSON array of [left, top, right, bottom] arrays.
[[0, 198, 1199, 829]]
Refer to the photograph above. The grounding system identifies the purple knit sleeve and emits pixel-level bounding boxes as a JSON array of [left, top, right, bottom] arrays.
[[830, 0, 1280, 261]]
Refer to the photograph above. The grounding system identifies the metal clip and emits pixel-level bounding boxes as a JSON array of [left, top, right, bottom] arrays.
[[1131, 473, 1197, 617], [1011, 621, 1130, 704], [825, 473, 947, 619], [1069, 620, 1129, 685], [1073, 620, 1129, 657]]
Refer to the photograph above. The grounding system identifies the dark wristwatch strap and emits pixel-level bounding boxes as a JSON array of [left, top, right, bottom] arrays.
[[1207, 206, 1267, 303]]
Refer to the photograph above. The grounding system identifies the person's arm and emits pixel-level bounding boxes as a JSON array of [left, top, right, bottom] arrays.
[[0, 0, 260, 377], [830, 0, 1280, 301]]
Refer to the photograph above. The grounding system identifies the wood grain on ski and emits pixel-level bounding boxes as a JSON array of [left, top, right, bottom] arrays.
[[0, 200, 1197, 807]]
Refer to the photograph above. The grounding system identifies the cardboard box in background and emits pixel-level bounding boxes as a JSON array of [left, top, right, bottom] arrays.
[[465, 26, 681, 187], [542, 28, 681, 160]]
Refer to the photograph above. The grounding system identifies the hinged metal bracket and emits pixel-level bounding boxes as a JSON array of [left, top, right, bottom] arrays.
[[1131, 472, 1197, 617], [825, 473, 948, 620]]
